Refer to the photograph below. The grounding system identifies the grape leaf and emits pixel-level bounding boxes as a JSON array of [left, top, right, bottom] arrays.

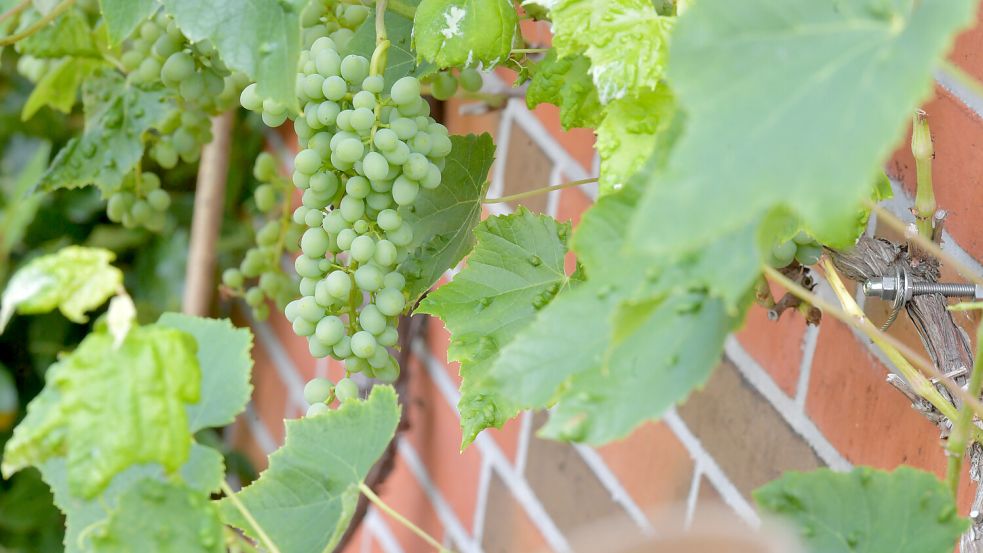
[[526, 50, 602, 130], [2, 324, 201, 498], [398, 133, 494, 301], [162, 0, 305, 112], [595, 87, 675, 193], [219, 386, 400, 553], [629, 0, 977, 257], [413, 0, 517, 68], [39, 445, 223, 553], [37, 70, 171, 192], [99, 0, 158, 45], [22, 58, 101, 121], [346, 0, 434, 88], [0, 246, 123, 332], [157, 313, 254, 432], [0, 138, 49, 260], [17, 8, 100, 57], [417, 209, 575, 447], [88, 480, 223, 553], [755, 467, 967, 553], [544, 0, 673, 103]]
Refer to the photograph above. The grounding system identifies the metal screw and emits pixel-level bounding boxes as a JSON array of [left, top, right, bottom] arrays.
[[862, 266, 983, 330]]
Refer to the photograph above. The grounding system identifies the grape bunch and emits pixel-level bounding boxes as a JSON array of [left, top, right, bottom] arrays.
[[222, 153, 304, 321], [242, 35, 451, 413], [239, 0, 368, 128], [122, 12, 245, 168], [426, 68, 484, 101], [768, 231, 823, 268], [103, 171, 171, 231]]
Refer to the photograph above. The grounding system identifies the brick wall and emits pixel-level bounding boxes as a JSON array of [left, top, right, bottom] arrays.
[[228, 8, 983, 552]]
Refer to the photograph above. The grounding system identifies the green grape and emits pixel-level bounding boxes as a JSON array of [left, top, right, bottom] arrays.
[[317, 101, 341, 127], [430, 71, 458, 101], [459, 68, 483, 92], [293, 317, 316, 337], [147, 189, 171, 211], [322, 75, 348, 101], [362, 152, 389, 181], [352, 90, 376, 110], [389, 117, 417, 140], [391, 76, 421, 106], [345, 176, 371, 199], [387, 225, 413, 247], [392, 176, 419, 206], [795, 244, 822, 266], [332, 335, 353, 359], [362, 75, 384, 94], [368, 347, 391, 370], [254, 184, 277, 212], [245, 287, 265, 306], [295, 149, 322, 175], [336, 228, 357, 250], [793, 231, 813, 245], [306, 402, 331, 417], [295, 255, 323, 279], [325, 270, 352, 299], [374, 239, 397, 267], [315, 316, 346, 346], [421, 164, 441, 189], [303, 73, 326, 100], [354, 265, 383, 292], [339, 195, 365, 222], [335, 377, 358, 402], [304, 377, 334, 404], [376, 287, 405, 316], [411, 133, 433, 156], [359, 304, 386, 335], [770, 240, 797, 268], [340, 55, 369, 84], [350, 330, 377, 359], [373, 129, 399, 151], [301, 227, 332, 258], [378, 326, 399, 347], [350, 108, 375, 132], [377, 209, 401, 231], [162, 51, 195, 83], [335, 138, 364, 163]]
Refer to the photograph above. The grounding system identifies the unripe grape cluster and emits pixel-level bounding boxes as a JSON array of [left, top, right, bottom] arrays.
[[103, 171, 171, 231], [123, 12, 245, 168], [426, 68, 484, 101], [768, 232, 823, 268], [241, 33, 452, 413], [222, 153, 304, 321]]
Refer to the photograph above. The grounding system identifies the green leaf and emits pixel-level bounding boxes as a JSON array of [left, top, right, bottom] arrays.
[[398, 133, 494, 301], [22, 58, 100, 121], [526, 50, 602, 130], [99, 0, 158, 45], [754, 467, 967, 553], [412, 0, 517, 68], [2, 324, 201, 498], [595, 87, 675, 193], [162, 0, 305, 112], [37, 70, 171, 192], [0, 138, 50, 258], [88, 480, 223, 553], [157, 313, 254, 432], [0, 246, 123, 332], [219, 386, 400, 553], [629, 0, 977, 257], [18, 8, 100, 57], [417, 209, 574, 447], [546, 0, 673, 103], [346, 0, 434, 89], [180, 443, 226, 495]]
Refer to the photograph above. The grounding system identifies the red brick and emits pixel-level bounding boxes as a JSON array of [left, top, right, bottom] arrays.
[[373, 455, 448, 553], [249, 338, 289, 445], [596, 421, 695, 521], [948, 3, 983, 80], [805, 318, 947, 473], [735, 281, 808, 398], [887, 86, 983, 265], [480, 473, 551, 553]]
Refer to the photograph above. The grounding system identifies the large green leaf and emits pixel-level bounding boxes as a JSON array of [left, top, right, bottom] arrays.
[[595, 87, 675, 193], [0, 246, 123, 332], [629, 0, 976, 256], [99, 0, 158, 45], [346, 0, 434, 89], [526, 50, 602, 130], [37, 70, 171, 192], [417, 209, 574, 447], [157, 313, 254, 432], [412, 0, 517, 68], [39, 444, 225, 553], [162, 0, 305, 111], [398, 133, 494, 301], [755, 467, 967, 553], [22, 58, 101, 121], [545, 0, 673, 103], [17, 8, 100, 57], [0, 138, 50, 263], [2, 324, 201, 498], [88, 480, 223, 552], [219, 386, 400, 553]]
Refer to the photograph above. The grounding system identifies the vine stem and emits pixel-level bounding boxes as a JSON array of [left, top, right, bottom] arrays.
[[511, 48, 548, 54], [911, 112, 936, 239], [182, 112, 234, 316], [946, 323, 983, 497], [0, 0, 75, 46], [358, 482, 452, 553], [0, 0, 30, 24], [220, 481, 282, 553], [338, 0, 415, 18], [763, 263, 983, 438], [481, 177, 598, 204], [866, 200, 983, 287]]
